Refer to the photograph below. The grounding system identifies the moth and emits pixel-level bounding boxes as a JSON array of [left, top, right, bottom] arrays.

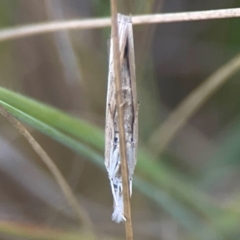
[[105, 14, 138, 223]]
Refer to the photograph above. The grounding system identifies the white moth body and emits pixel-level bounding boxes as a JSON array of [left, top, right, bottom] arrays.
[[105, 14, 138, 223]]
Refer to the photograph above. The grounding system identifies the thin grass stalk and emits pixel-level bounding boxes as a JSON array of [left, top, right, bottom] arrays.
[[0, 104, 95, 238], [148, 52, 240, 156], [1, 8, 240, 42], [110, 1, 133, 239]]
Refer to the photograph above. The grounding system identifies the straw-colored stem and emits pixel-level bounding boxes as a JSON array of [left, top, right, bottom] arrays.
[[0, 104, 94, 237], [148, 53, 240, 156], [110, 1, 133, 239], [1, 8, 240, 42]]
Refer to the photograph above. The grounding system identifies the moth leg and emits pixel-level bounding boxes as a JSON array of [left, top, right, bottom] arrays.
[[106, 102, 120, 200], [126, 140, 134, 196], [132, 101, 139, 150], [109, 178, 120, 208], [110, 176, 126, 222], [129, 178, 133, 196], [133, 101, 140, 135], [105, 103, 115, 171], [111, 178, 126, 223], [107, 103, 116, 175], [108, 135, 120, 177], [127, 101, 139, 195], [108, 139, 122, 210]]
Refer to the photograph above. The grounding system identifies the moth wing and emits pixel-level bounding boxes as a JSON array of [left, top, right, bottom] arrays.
[[105, 14, 129, 171], [127, 17, 138, 170], [105, 41, 116, 171]]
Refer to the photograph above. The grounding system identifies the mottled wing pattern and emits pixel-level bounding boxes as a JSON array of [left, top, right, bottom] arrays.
[[105, 14, 138, 223]]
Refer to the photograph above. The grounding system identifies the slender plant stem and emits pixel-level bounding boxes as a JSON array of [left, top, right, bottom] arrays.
[[148, 53, 240, 156], [0, 104, 95, 237], [1, 8, 240, 42], [110, 1, 133, 239]]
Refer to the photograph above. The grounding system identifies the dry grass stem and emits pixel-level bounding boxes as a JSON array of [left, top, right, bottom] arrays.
[[0, 104, 94, 236], [148, 53, 240, 156], [0, 8, 240, 42], [110, 1, 133, 239], [133, 7, 240, 24]]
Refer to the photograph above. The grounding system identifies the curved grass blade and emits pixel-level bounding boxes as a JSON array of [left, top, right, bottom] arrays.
[[0, 87, 104, 150], [0, 88, 238, 238], [0, 101, 103, 168], [0, 100, 225, 239]]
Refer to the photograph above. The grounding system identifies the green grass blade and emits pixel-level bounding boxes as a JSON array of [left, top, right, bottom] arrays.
[[0, 101, 103, 168], [0, 87, 238, 238], [0, 88, 220, 211], [0, 87, 104, 150]]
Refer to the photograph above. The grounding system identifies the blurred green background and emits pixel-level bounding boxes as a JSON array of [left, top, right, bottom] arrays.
[[1, 1, 240, 240]]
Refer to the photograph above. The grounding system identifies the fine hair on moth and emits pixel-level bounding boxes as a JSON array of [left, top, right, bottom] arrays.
[[105, 14, 138, 223]]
